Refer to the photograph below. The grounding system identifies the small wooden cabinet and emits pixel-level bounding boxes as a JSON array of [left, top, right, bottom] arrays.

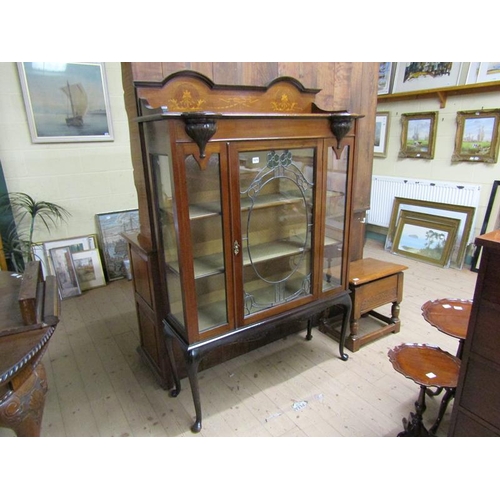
[[449, 230, 500, 436], [122, 68, 376, 431]]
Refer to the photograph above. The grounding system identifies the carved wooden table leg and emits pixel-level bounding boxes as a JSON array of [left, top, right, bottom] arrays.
[[391, 301, 401, 327], [0, 363, 48, 437]]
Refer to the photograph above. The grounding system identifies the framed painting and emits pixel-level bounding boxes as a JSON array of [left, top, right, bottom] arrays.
[[378, 62, 394, 95], [374, 112, 390, 157], [72, 248, 106, 291], [392, 62, 462, 93], [385, 197, 476, 269], [477, 63, 500, 83], [96, 209, 139, 281], [452, 109, 500, 163], [392, 211, 459, 267], [17, 62, 114, 143], [41, 234, 98, 277], [471, 180, 500, 271], [399, 112, 438, 159], [49, 246, 81, 299]]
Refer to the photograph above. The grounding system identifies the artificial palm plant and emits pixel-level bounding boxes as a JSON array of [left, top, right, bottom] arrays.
[[0, 192, 71, 271]]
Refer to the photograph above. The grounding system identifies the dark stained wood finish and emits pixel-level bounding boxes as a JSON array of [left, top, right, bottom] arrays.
[[121, 63, 378, 391], [0, 262, 60, 436], [389, 343, 460, 437], [123, 62, 379, 253], [388, 343, 460, 389], [449, 230, 500, 436], [421, 298, 472, 341]]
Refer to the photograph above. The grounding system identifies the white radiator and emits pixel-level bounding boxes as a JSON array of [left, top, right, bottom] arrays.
[[367, 175, 481, 228]]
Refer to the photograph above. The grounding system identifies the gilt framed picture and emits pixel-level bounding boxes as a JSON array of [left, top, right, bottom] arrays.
[[374, 112, 390, 157], [17, 62, 114, 143], [72, 249, 106, 291], [452, 109, 500, 163], [399, 112, 438, 159], [392, 211, 459, 267]]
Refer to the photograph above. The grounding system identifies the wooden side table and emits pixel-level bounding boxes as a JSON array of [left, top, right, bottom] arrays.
[[421, 298, 472, 359], [320, 258, 408, 352], [388, 343, 460, 436]]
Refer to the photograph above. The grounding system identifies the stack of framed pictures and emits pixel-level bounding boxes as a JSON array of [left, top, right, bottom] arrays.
[[31, 234, 106, 299], [385, 197, 476, 269], [95, 209, 139, 281]]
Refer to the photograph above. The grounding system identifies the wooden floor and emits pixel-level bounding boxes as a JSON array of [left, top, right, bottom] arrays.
[[0, 238, 478, 438]]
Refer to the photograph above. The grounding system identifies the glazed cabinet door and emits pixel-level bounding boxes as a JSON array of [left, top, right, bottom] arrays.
[[151, 140, 235, 344], [320, 139, 352, 294], [230, 140, 321, 325]]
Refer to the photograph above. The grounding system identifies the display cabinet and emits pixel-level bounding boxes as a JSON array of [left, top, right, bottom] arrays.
[[125, 71, 364, 431]]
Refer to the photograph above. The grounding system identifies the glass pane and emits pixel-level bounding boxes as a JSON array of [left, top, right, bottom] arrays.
[[185, 153, 228, 332], [239, 148, 314, 316], [152, 154, 185, 326], [323, 145, 349, 291]]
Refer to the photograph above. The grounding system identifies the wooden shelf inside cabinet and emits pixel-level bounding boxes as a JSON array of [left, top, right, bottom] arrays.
[[378, 81, 500, 108]]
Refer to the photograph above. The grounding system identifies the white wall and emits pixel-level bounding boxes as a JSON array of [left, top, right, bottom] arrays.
[[374, 86, 500, 240], [0, 62, 137, 243]]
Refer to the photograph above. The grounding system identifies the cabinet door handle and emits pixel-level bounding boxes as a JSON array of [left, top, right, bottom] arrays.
[[233, 240, 240, 256]]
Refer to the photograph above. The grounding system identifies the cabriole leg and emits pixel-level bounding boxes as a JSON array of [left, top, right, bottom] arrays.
[[186, 349, 203, 433]]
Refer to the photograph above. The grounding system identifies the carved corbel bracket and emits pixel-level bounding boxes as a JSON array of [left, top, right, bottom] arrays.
[[329, 112, 364, 149], [182, 113, 220, 169]]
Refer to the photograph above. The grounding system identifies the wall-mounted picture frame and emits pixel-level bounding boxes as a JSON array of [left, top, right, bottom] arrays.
[[452, 109, 500, 163], [378, 63, 394, 95], [96, 209, 139, 281], [392, 62, 462, 94], [476, 62, 500, 83], [466, 62, 481, 84], [40, 234, 98, 277], [471, 180, 500, 272], [72, 248, 106, 291], [399, 112, 438, 159], [374, 112, 390, 157], [49, 246, 81, 299], [17, 62, 114, 143], [392, 210, 459, 267], [385, 197, 476, 269]]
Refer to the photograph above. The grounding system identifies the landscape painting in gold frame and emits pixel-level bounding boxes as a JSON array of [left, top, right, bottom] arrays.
[[392, 211, 459, 267], [399, 112, 438, 159], [452, 109, 500, 163]]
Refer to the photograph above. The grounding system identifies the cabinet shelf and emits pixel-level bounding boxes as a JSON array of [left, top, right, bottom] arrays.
[[162, 193, 306, 223], [165, 236, 341, 280]]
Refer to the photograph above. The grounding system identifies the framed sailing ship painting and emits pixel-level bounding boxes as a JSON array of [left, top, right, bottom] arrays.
[[17, 62, 114, 143]]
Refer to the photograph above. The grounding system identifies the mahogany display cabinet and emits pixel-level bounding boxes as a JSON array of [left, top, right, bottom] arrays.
[[122, 70, 369, 431]]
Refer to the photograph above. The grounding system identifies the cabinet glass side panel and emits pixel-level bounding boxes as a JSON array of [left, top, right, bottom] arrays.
[[185, 154, 228, 332], [239, 148, 314, 317], [323, 145, 349, 291], [152, 154, 185, 327]]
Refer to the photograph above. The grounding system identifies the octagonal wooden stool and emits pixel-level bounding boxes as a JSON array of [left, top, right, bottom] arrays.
[[388, 343, 461, 437]]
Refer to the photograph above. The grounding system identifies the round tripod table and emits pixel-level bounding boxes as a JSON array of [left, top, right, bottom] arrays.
[[421, 298, 472, 359], [388, 343, 461, 436]]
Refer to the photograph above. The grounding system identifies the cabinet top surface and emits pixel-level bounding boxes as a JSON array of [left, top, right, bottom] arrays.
[[476, 229, 500, 249], [349, 258, 408, 285]]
